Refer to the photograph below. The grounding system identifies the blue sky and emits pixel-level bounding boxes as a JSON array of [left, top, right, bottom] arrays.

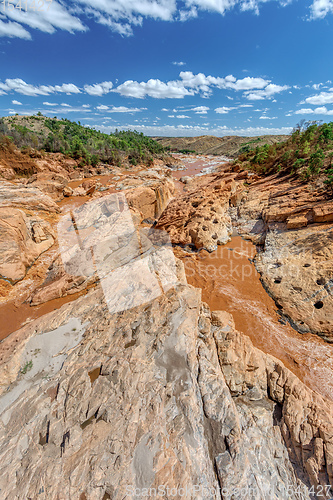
[[1, 0, 333, 137]]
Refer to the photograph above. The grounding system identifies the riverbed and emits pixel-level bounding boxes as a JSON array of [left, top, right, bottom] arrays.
[[1, 154, 333, 402]]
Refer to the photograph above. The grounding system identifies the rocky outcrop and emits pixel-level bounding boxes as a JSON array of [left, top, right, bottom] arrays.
[[0, 208, 54, 282], [0, 181, 60, 213], [212, 310, 333, 495], [28, 172, 69, 200], [126, 178, 174, 220], [156, 177, 235, 252], [1, 270, 332, 498], [120, 169, 175, 220], [253, 224, 333, 341], [230, 172, 333, 340], [29, 255, 93, 305]]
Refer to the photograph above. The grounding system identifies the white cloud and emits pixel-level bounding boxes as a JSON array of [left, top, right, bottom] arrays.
[[295, 106, 333, 115], [54, 83, 81, 94], [0, 0, 325, 40], [310, 0, 333, 19], [96, 105, 109, 111], [2, 1, 86, 39], [45, 105, 91, 113], [215, 106, 235, 114], [305, 91, 333, 105], [107, 106, 145, 113], [0, 19, 31, 39], [1, 73, 289, 106], [114, 78, 194, 99], [84, 81, 113, 96], [43, 102, 57, 106], [192, 106, 209, 114], [0, 78, 52, 96], [179, 6, 198, 20], [0, 78, 80, 96], [112, 71, 287, 100], [172, 61, 186, 66], [244, 83, 290, 100], [259, 115, 277, 119], [176, 115, 190, 118], [12, 100, 22, 105]]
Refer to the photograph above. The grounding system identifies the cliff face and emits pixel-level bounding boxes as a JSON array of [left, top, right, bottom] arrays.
[[1, 273, 332, 499], [231, 172, 333, 341]]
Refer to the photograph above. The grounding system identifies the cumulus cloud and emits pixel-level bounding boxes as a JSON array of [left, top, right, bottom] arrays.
[[1, 73, 288, 105], [244, 83, 290, 100], [215, 106, 235, 114], [0, 79, 80, 96], [54, 83, 81, 94], [114, 78, 194, 99], [112, 72, 287, 100], [84, 82, 113, 96], [310, 0, 333, 19], [305, 91, 333, 105], [0, 79, 52, 96], [192, 106, 209, 114], [172, 61, 186, 66], [12, 100, 22, 105], [295, 106, 333, 115]]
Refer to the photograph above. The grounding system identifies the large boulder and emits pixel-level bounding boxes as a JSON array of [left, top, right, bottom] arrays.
[[0, 208, 54, 282], [156, 178, 233, 252]]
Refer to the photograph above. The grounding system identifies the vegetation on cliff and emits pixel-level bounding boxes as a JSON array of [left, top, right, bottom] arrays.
[[237, 120, 333, 187], [0, 114, 165, 167]]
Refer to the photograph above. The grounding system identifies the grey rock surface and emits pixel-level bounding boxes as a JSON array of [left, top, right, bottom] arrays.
[[0, 272, 331, 499]]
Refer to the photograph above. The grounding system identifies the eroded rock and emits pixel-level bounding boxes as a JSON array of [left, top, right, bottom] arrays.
[[156, 178, 233, 252], [0, 208, 54, 282]]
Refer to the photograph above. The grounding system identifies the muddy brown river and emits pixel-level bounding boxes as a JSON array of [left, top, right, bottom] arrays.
[[1, 154, 333, 402]]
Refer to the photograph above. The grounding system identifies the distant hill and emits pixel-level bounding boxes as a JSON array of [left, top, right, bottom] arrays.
[[152, 134, 289, 158], [0, 114, 166, 167]]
